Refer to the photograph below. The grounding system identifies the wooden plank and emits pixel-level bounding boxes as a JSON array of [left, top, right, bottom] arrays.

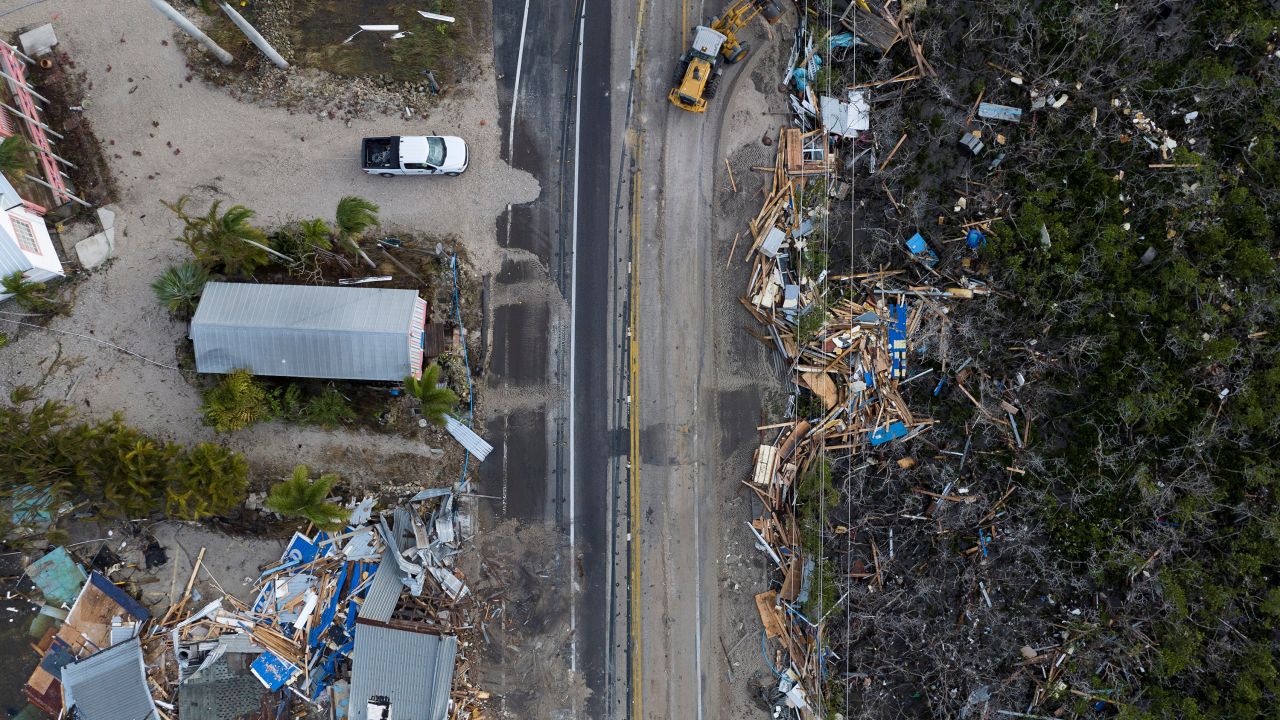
[[878, 133, 909, 172], [840, 4, 900, 51]]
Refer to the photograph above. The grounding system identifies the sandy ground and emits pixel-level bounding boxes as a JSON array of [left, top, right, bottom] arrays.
[[0, 0, 538, 483]]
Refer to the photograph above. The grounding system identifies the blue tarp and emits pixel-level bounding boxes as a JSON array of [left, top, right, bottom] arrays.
[[906, 232, 939, 267], [828, 32, 858, 48]]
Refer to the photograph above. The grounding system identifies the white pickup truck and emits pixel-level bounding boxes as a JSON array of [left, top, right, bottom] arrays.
[[361, 135, 469, 177]]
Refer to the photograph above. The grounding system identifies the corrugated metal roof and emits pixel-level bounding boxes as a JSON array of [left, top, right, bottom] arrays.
[[357, 553, 401, 623], [444, 416, 493, 461], [348, 622, 456, 720], [60, 637, 158, 720], [190, 282, 424, 381]]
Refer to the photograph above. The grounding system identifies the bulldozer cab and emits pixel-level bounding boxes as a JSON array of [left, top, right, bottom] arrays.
[[691, 26, 727, 59]]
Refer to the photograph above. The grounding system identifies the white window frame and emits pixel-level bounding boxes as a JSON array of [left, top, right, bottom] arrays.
[[9, 214, 39, 255]]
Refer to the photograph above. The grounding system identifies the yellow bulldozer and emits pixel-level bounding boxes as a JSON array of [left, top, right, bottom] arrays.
[[668, 0, 782, 113]]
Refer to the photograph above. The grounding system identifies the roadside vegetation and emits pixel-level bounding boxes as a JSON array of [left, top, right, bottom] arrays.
[[0, 386, 249, 543], [784, 1, 1279, 718]]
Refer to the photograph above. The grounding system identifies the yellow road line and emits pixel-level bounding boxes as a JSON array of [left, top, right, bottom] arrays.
[[628, 153, 644, 720], [682, 0, 688, 50], [628, 0, 648, 716]]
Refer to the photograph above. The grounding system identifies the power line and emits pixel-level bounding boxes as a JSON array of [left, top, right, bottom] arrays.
[[0, 314, 188, 373]]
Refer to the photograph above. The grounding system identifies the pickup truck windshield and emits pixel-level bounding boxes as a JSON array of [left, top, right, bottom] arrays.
[[425, 137, 446, 166]]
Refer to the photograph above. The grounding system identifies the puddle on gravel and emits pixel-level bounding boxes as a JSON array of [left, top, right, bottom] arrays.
[[292, 0, 470, 82]]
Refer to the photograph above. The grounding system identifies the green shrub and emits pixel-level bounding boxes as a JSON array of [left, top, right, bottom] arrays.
[[302, 386, 356, 429], [151, 262, 210, 317], [202, 369, 275, 432]]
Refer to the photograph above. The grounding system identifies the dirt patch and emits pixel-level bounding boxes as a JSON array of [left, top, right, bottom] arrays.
[[178, 0, 487, 119], [470, 519, 588, 718]]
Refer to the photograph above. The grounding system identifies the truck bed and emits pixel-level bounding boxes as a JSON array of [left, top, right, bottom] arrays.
[[361, 137, 398, 169]]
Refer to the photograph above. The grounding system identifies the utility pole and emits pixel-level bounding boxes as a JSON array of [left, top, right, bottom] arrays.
[[146, 0, 234, 65], [217, 1, 289, 69]]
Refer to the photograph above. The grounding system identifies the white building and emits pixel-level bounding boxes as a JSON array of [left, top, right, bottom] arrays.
[[0, 170, 63, 300]]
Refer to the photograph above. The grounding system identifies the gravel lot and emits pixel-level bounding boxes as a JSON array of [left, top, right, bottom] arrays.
[[0, 0, 538, 483]]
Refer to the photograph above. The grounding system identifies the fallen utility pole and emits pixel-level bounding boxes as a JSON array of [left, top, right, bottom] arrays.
[[146, 0, 234, 65], [217, 1, 289, 69]]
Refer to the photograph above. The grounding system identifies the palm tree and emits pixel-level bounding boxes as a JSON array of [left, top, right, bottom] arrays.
[[165, 196, 270, 275], [404, 363, 458, 426], [2, 271, 61, 313], [151, 262, 210, 317], [0, 136, 34, 179], [264, 465, 351, 530], [296, 218, 332, 252], [334, 196, 379, 268]]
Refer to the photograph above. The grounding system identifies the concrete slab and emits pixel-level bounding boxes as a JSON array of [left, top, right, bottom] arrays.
[[74, 232, 111, 269], [19, 24, 58, 57], [95, 206, 115, 231]]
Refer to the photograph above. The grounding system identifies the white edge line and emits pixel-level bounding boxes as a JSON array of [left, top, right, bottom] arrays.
[[506, 0, 531, 156], [568, 1, 587, 677]]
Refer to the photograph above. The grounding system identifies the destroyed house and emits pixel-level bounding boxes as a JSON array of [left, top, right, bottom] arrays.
[[190, 282, 427, 381], [25, 570, 151, 715], [179, 635, 272, 720], [347, 621, 457, 720]]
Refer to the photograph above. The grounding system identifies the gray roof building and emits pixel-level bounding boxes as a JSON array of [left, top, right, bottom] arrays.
[[190, 282, 427, 381], [179, 636, 271, 720], [60, 637, 158, 720], [348, 621, 457, 720]]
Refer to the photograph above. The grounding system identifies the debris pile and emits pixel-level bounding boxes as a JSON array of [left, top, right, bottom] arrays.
[[19, 490, 491, 720], [739, 135, 985, 717]]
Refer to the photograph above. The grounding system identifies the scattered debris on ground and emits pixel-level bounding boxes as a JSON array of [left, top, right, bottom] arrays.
[[17, 487, 493, 719]]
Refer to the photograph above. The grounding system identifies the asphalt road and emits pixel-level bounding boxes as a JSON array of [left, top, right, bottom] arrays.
[[487, 1, 621, 717], [628, 1, 776, 718], [488, 0, 773, 716]]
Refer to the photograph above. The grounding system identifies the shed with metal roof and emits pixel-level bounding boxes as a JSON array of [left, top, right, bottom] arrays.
[[348, 621, 456, 720], [190, 282, 427, 381]]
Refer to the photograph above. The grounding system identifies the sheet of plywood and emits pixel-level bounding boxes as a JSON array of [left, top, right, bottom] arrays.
[[800, 371, 839, 410], [755, 591, 785, 639]]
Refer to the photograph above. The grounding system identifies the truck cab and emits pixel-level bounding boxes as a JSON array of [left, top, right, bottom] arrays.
[[361, 135, 469, 176]]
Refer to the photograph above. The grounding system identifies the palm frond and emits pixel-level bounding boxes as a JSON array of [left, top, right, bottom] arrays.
[[335, 196, 380, 238]]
